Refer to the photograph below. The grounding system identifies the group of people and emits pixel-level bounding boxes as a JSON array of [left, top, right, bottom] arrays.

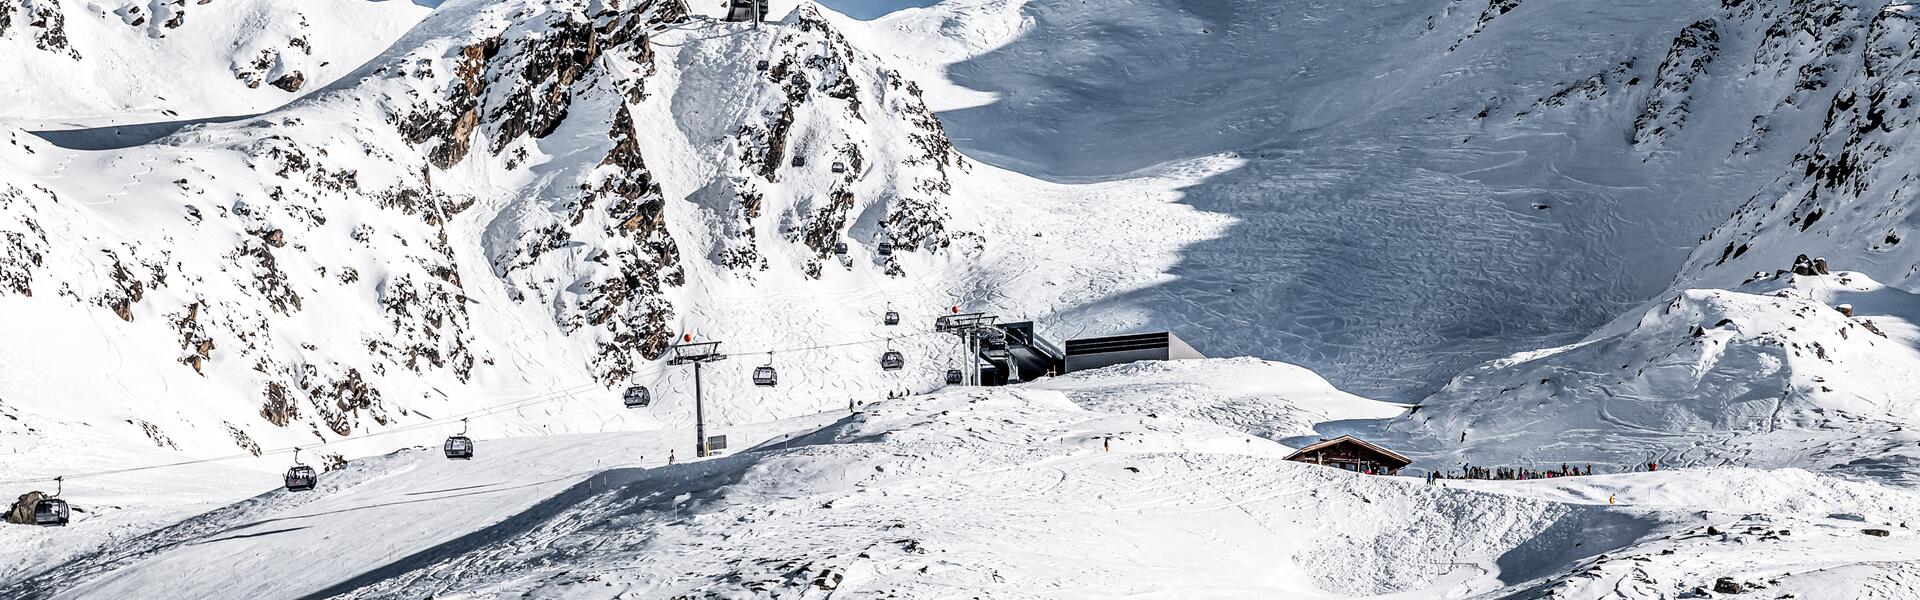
[[1426, 462, 1603, 483]]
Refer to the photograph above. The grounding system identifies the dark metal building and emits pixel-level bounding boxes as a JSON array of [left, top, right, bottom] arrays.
[[1062, 331, 1204, 373]]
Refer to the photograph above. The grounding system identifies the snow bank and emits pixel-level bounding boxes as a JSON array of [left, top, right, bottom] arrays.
[[1396, 272, 1920, 482]]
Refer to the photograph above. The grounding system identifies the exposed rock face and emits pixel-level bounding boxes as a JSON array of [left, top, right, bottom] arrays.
[[269, 71, 305, 92], [1687, 4, 1920, 289], [301, 365, 384, 436], [0, 185, 50, 297], [0, 0, 966, 454], [566, 105, 684, 383], [1713, 576, 1745, 594], [1633, 19, 1719, 149], [400, 38, 500, 170], [2, 0, 80, 59], [719, 7, 962, 279], [1451, 0, 1523, 51]]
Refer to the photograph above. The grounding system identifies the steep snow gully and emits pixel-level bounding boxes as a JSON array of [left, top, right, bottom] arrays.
[[11, 0, 1920, 598]]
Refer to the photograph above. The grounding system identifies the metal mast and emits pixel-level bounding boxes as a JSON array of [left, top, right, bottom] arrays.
[[667, 341, 727, 457]]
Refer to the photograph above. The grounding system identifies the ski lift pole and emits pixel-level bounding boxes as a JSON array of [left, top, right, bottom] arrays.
[[668, 341, 727, 458], [694, 360, 707, 456]]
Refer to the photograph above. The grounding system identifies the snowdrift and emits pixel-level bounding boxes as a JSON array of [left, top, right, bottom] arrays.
[[1398, 271, 1920, 482]]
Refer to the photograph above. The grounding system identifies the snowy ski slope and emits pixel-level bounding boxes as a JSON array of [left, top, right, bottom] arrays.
[[12, 360, 1920, 599], [8, 0, 1920, 597]]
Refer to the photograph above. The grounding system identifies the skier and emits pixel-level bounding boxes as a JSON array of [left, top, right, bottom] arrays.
[[1103, 436, 1112, 452], [668, 449, 677, 465], [1608, 494, 1616, 506], [1649, 461, 1658, 472], [1460, 431, 1467, 443]]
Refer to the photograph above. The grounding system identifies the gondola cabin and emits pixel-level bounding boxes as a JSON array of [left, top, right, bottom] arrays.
[[831, 161, 847, 174], [877, 241, 894, 257], [1283, 435, 1410, 475], [34, 498, 69, 526], [884, 310, 900, 326], [284, 465, 318, 492], [880, 350, 905, 371], [792, 155, 806, 167], [753, 366, 779, 387], [946, 369, 963, 384], [444, 436, 475, 460], [834, 242, 848, 256], [623, 386, 651, 408]]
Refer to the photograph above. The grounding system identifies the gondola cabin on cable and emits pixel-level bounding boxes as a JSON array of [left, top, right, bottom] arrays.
[[756, 59, 769, 71], [10, 477, 71, 526], [623, 385, 652, 408], [946, 369, 964, 384], [753, 365, 779, 387], [831, 161, 847, 174], [722, 0, 767, 22], [880, 350, 905, 371], [1283, 435, 1410, 475], [33, 497, 69, 526], [444, 436, 475, 460], [444, 418, 475, 460], [792, 155, 806, 167], [877, 241, 894, 257], [834, 242, 848, 256], [284, 465, 318, 492], [884, 310, 900, 326]]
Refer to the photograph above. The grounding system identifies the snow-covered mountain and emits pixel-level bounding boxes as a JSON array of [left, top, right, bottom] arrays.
[[1, 0, 435, 126], [1, 0, 1219, 487], [1382, 0, 1920, 477], [10, 0, 1920, 597]]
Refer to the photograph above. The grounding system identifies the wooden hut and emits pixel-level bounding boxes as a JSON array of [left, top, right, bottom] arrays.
[[1284, 435, 1411, 475]]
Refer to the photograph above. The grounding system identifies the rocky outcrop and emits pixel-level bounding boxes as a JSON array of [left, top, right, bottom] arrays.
[[1688, 4, 1920, 287], [395, 37, 497, 169], [569, 105, 684, 383], [1449, 0, 1522, 51], [301, 365, 385, 437], [269, 71, 305, 92], [2, 0, 79, 59], [1633, 20, 1719, 149], [1520, 59, 1637, 118], [0, 184, 49, 297]]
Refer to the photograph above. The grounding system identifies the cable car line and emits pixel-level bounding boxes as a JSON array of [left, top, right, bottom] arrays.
[[11, 285, 970, 487]]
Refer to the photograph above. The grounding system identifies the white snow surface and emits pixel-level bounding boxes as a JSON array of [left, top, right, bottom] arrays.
[[1391, 271, 1920, 484], [10, 360, 1920, 599], [1, 0, 433, 128], [9, 0, 1920, 597]]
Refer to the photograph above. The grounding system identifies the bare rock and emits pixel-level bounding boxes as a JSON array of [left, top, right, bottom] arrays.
[[270, 71, 306, 92]]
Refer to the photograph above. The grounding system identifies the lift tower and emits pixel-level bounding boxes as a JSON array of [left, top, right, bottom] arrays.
[[668, 341, 727, 457], [935, 312, 998, 386]]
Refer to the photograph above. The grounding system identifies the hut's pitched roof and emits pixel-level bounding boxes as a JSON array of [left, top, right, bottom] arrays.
[[1284, 435, 1412, 467]]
